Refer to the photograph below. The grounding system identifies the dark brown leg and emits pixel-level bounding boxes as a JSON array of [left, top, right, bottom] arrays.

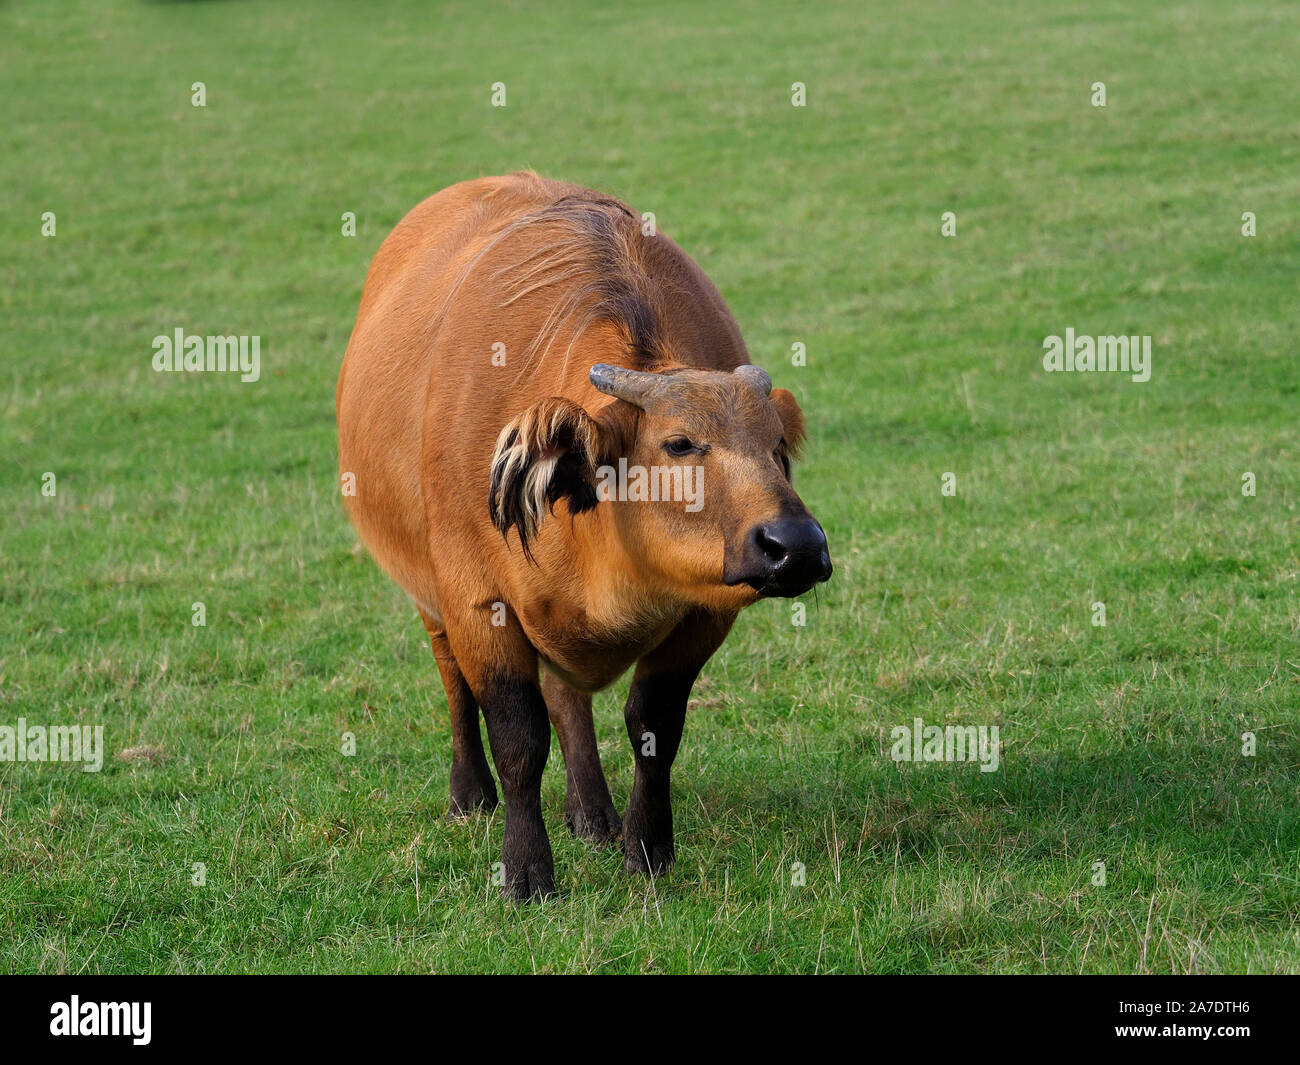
[[419, 609, 497, 816], [474, 668, 555, 901], [443, 612, 554, 903], [623, 610, 735, 876], [542, 670, 621, 845]]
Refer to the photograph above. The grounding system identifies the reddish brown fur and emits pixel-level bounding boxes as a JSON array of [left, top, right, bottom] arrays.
[[336, 172, 828, 898]]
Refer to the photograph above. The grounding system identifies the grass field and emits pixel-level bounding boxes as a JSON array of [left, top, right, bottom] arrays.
[[2, 0, 1298, 974]]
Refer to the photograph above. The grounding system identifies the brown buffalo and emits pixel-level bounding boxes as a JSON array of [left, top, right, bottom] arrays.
[[336, 171, 831, 900]]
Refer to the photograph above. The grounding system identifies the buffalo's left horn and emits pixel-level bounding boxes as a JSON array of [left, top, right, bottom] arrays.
[[589, 364, 672, 408], [734, 364, 772, 396]]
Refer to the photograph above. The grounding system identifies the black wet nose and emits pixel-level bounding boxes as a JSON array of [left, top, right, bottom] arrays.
[[748, 519, 833, 588]]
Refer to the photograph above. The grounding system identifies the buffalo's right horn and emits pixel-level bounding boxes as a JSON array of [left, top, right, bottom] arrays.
[[589, 364, 672, 409]]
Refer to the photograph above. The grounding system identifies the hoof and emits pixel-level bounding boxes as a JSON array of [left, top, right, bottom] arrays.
[[624, 837, 674, 877], [448, 764, 498, 818], [566, 801, 622, 846], [500, 860, 555, 903]]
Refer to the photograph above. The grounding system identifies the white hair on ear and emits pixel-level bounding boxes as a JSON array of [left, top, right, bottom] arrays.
[[488, 422, 528, 520], [488, 398, 599, 557], [521, 454, 560, 541]]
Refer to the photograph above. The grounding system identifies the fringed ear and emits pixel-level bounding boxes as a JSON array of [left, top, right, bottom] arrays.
[[769, 388, 807, 470], [488, 397, 607, 559]]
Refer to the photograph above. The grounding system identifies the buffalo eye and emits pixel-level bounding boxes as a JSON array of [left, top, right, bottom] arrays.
[[663, 437, 701, 458], [776, 442, 791, 478]]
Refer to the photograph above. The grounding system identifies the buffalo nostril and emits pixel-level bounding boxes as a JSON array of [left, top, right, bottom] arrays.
[[736, 519, 832, 592], [750, 520, 827, 573], [754, 525, 790, 565]]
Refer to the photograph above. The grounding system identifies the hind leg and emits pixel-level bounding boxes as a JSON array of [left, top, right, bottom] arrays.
[[419, 609, 497, 816], [542, 670, 621, 845]]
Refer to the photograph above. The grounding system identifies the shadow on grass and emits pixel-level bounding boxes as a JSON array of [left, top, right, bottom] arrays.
[[684, 736, 1297, 868]]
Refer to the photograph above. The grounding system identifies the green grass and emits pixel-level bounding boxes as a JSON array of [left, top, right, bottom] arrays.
[[2, 0, 1298, 973]]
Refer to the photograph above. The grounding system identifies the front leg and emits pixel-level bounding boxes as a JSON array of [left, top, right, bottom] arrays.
[[475, 669, 555, 901], [623, 610, 735, 876], [623, 672, 688, 875], [446, 608, 556, 902]]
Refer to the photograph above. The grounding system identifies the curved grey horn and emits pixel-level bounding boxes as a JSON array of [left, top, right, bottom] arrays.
[[589, 364, 672, 409], [734, 364, 772, 396]]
